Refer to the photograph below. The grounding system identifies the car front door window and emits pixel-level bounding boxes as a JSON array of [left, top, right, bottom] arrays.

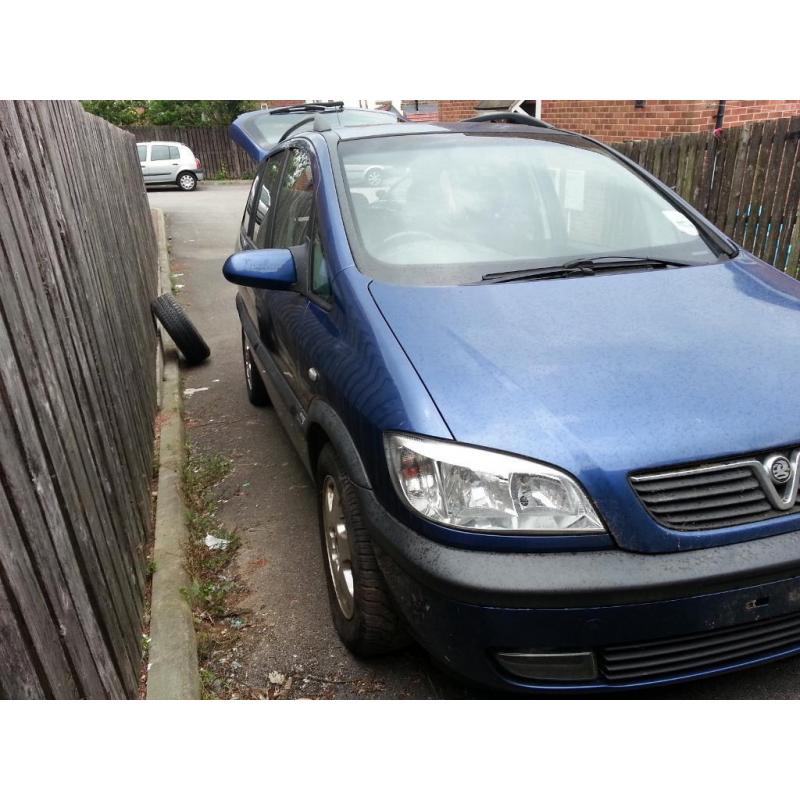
[[271, 148, 314, 250]]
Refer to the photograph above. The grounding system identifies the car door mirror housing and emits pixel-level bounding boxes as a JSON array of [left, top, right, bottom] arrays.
[[222, 249, 297, 289]]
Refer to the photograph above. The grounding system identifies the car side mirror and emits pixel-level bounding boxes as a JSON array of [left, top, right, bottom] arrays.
[[222, 249, 297, 290]]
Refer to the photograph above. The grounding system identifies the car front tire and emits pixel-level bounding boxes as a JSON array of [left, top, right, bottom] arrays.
[[315, 444, 408, 656]]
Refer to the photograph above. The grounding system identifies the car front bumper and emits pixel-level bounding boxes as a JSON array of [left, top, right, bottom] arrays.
[[357, 485, 800, 693]]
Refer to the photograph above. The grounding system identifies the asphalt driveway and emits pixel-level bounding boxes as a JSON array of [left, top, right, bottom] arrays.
[[149, 181, 800, 699]]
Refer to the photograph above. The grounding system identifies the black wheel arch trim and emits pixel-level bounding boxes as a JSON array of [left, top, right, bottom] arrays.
[[306, 399, 371, 489]]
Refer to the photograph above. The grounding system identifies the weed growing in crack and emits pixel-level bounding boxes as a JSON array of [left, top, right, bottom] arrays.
[[182, 444, 258, 698], [181, 449, 241, 621]]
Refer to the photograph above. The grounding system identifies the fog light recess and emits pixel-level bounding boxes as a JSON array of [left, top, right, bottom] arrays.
[[495, 650, 598, 682]]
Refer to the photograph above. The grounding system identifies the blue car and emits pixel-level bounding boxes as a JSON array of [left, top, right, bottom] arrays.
[[223, 108, 800, 693]]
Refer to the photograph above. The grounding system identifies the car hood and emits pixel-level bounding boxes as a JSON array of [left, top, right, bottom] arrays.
[[369, 256, 800, 552]]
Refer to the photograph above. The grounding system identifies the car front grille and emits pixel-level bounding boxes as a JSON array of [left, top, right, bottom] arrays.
[[599, 610, 800, 683], [630, 447, 800, 531]]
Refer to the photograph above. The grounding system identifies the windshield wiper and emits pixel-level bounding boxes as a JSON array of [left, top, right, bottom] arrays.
[[478, 264, 595, 284], [561, 255, 693, 270], [480, 255, 693, 284]]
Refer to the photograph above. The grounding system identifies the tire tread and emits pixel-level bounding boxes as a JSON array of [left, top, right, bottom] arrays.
[[316, 445, 408, 656], [151, 294, 210, 365]]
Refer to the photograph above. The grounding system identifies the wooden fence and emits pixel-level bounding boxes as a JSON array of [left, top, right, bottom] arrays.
[[0, 101, 158, 698], [124, 124, 257, 180], [616, 116, 800, 273]]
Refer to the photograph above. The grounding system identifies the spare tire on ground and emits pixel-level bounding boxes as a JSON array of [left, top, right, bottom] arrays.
[[150, 294, 210, 366]]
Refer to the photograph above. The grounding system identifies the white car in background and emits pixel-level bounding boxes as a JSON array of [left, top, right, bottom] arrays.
[[137, 141, 204, 191], [344, 162, 388, 187]]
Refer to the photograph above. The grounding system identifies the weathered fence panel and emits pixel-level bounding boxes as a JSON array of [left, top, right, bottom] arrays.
[[615, 117, 800, 274], [0, 101, 158, 698], [124, 124, 257, 180]]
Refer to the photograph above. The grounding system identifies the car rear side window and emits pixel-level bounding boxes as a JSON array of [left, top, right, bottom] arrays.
[[150, 144, 171, 161], [137, 144, 147, 162], [252, 151, 286, 248], [169, 145, 180, 159], [271, 148, 314, 250], [242, 172, 261, 238]]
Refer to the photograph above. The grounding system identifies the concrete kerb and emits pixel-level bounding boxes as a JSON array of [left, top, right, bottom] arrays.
[[146, 208, 201, 699]]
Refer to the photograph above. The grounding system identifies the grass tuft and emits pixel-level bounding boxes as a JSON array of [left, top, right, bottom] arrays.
[[181, 449, 240, 621]]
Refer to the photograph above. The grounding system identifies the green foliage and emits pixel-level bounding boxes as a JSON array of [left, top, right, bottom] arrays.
[[199, 666, 231, 699], [181, 448, 241, 621], [82, 100, 258, 128], [212, 163, 230, 181], [183, 451, 233, 498], [81, 100, 145, 126], [146, 100, 258, 127]]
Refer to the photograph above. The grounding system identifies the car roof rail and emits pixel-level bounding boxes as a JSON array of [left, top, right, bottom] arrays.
[[277, 116, 315, 143], [461, 111, 553, 129], [271, 101, 345, 115], [277, 113, 336, 143]]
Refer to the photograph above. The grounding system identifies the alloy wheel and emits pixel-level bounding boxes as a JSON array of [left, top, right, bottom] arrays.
[[243, 336, 254, 390], [321, 475, 354, 618]]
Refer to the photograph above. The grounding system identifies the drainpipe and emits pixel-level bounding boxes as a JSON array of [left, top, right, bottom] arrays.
[[714, 100, 726, 136]]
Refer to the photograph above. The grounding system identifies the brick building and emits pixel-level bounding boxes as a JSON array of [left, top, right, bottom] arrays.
[[256, 99, 800, 143], [418, 100, 800, 142]]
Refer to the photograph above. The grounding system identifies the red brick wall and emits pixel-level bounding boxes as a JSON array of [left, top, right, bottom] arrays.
[[425, 100, 800, 141], [722, 100, 800, 126], [539, 100, 800, 142], [261, 100, 800, 142], [437, 100, 481, 121]]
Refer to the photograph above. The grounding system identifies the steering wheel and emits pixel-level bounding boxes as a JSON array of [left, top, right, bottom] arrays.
[[382, 230, 437, 246]]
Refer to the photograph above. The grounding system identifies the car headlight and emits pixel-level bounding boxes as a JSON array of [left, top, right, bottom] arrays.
[[384, 433, 604, 534]]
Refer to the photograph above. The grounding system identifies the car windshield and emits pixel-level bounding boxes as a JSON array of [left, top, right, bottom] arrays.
[[241, 109, 396, 149], [338, 132, 726, 286]]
